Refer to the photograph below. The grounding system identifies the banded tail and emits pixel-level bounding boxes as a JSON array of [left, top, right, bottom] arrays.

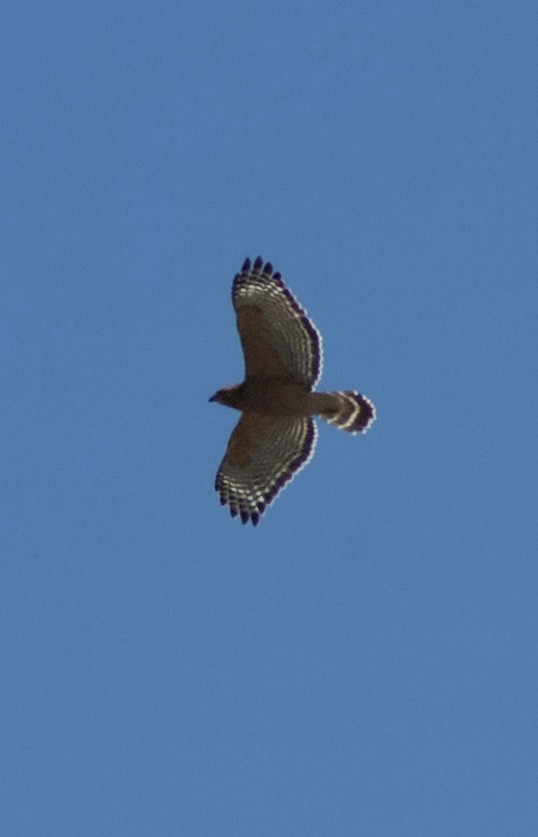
[[312, 391, 376, 434]]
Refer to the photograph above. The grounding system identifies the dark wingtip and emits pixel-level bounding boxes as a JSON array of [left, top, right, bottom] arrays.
[[263, 261, 273, 275], [253, 256, 263, 271], [241, 257, 251, 272]]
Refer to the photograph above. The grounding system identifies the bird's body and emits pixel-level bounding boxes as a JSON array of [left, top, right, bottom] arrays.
[[210, 257, 376, 525], [212, 380, 369, 424], [212, 379, 312, 416]]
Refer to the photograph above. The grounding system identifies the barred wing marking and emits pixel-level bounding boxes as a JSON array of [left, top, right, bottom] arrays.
[[215, 413, 317, 525], [233, 257, 322, 389]]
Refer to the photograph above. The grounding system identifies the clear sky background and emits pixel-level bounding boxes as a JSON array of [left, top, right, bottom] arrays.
[[2, 2, 537, 835]]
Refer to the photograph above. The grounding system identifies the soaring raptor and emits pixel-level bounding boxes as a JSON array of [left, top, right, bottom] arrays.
[[210, 257, 376, 525]]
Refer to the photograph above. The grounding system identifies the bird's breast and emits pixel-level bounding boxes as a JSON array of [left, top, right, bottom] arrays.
[[241, 378, 312, 416]]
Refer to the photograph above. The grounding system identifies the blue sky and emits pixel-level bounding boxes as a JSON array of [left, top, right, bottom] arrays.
[[2, 1, 537, 834]]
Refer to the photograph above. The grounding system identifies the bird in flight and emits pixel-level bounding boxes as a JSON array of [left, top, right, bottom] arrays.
[[210, 257, 376, 525]]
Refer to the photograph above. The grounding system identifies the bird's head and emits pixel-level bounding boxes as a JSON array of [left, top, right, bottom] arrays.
[[209, 384, 243, 410]]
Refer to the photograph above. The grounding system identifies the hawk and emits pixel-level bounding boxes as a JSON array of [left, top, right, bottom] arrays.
[[210, 257, 376, 525]]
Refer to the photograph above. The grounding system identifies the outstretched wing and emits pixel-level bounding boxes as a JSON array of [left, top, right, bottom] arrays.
[[215, 412, 317, 526], [232, 257, 323, 389]]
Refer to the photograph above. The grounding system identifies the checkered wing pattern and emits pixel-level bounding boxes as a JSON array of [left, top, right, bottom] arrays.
[[215, 413, 317, 526], [232, 257, 322, 389]]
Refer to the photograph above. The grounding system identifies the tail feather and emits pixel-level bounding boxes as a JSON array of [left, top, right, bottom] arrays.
[[315, 391, 376, 434]]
